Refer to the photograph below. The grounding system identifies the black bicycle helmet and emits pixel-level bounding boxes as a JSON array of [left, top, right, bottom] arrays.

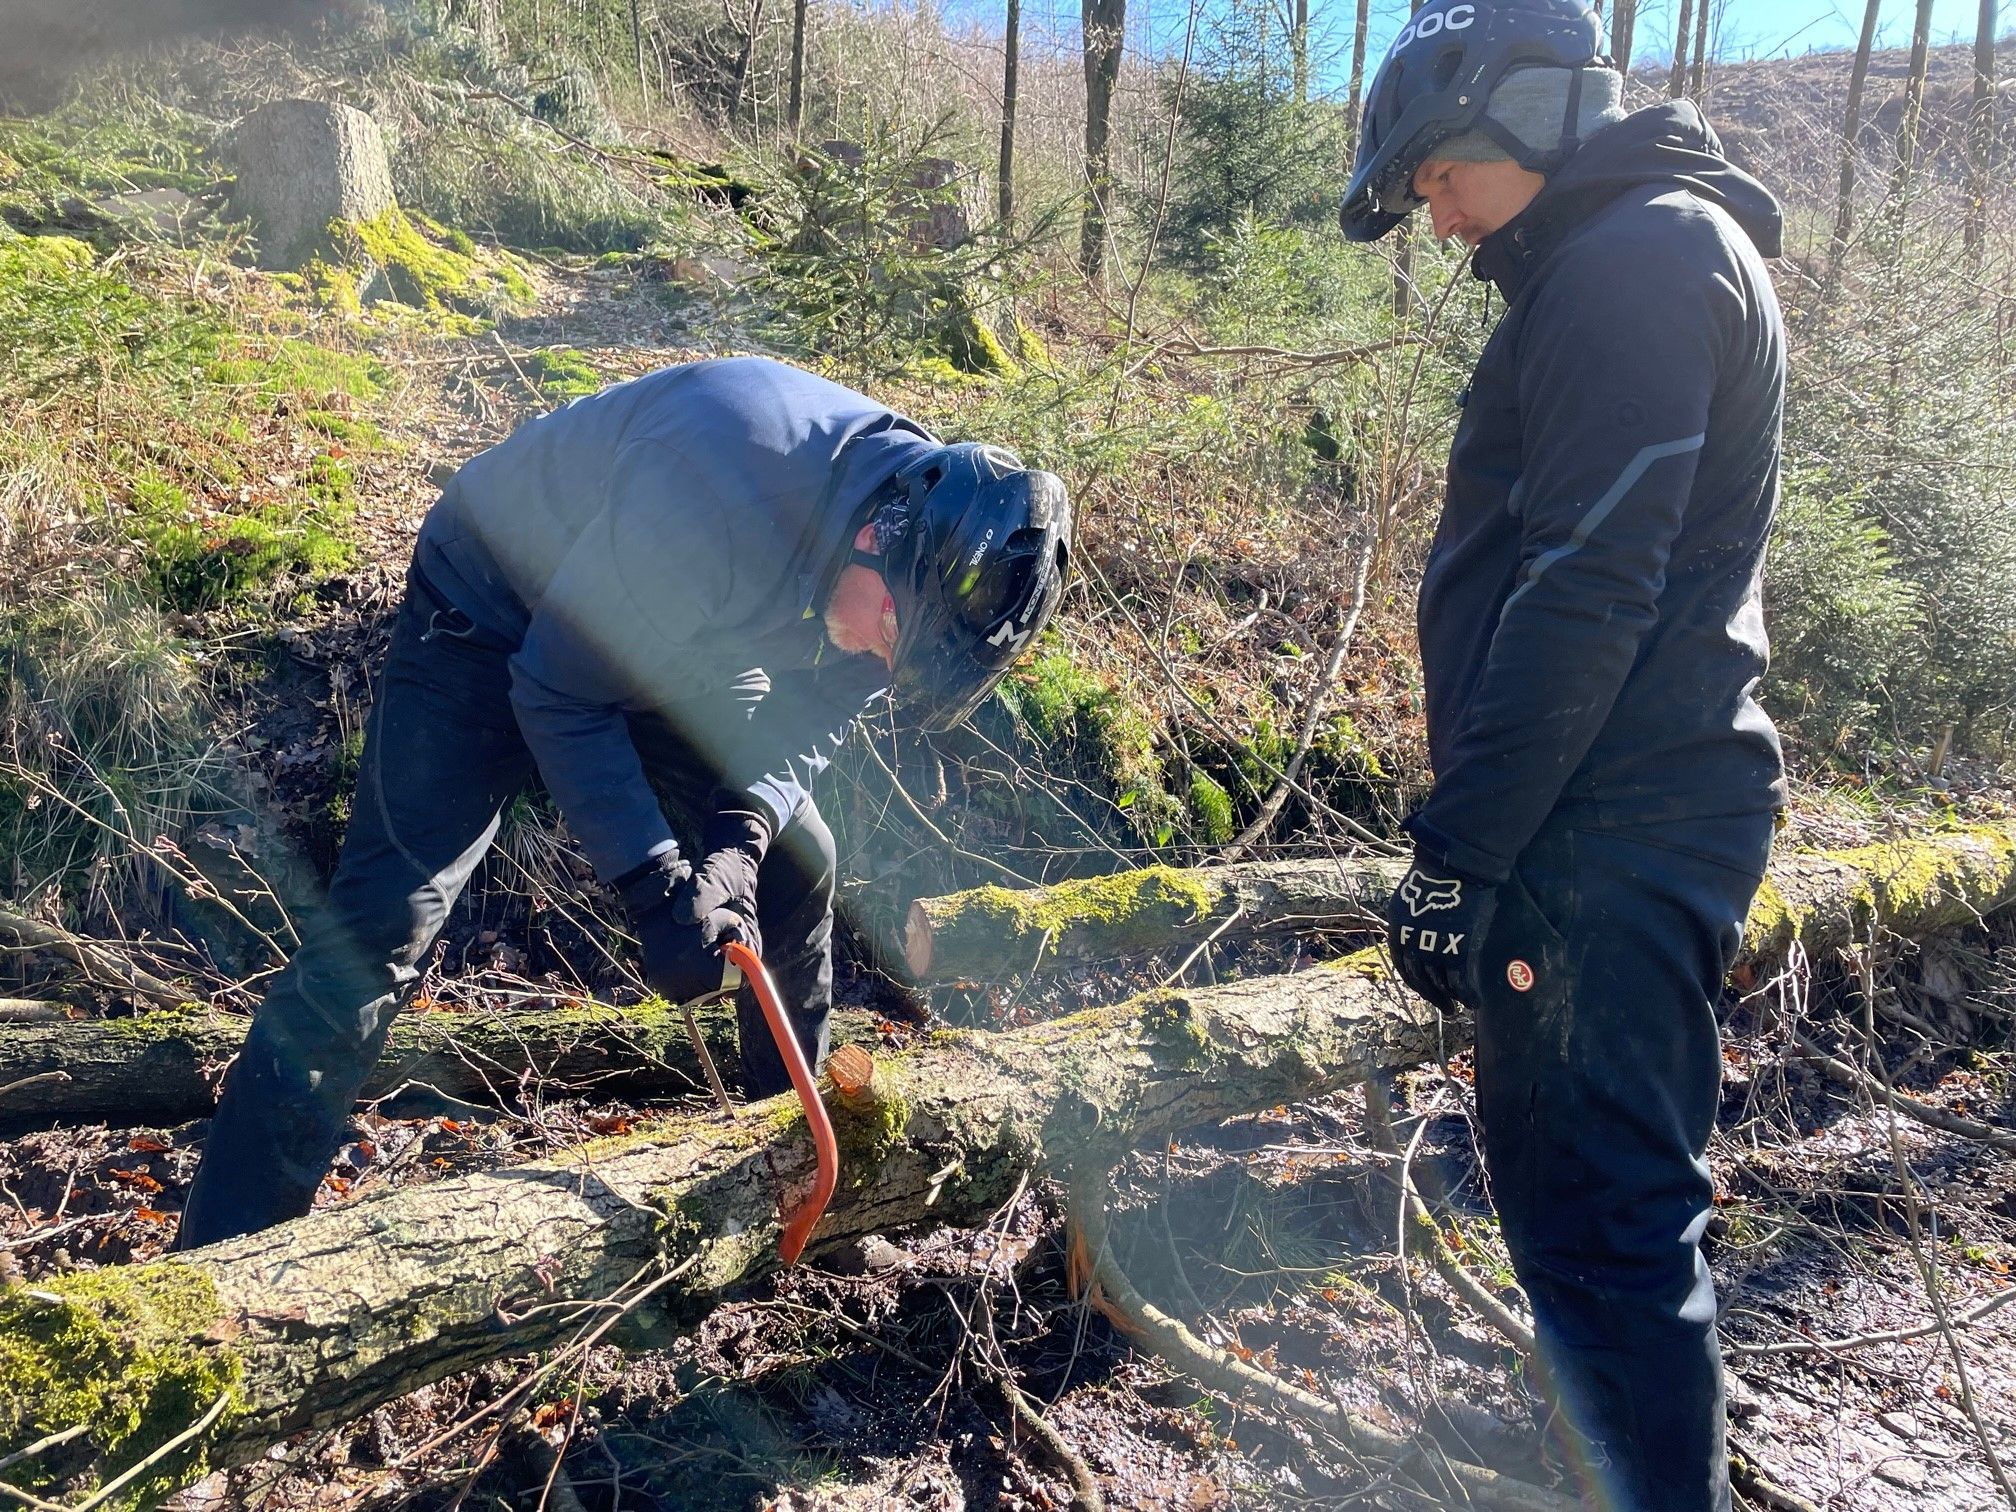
[[1339, 0, 1606, 243], [875, 443, 1072, 733]]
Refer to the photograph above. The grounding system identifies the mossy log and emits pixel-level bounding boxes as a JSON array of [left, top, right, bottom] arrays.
[[905, 857, 1409, 979], [0, 956, 1432, 1506], [0, 1001, 879, 1125], [906, 823, 2016, 981]]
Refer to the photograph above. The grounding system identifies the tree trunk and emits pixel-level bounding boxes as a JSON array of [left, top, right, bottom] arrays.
[[1345, 0, 1370, 154], [0, 1001, 880, 1124], [1668, 0, 1694, 100], [0, 962, 1445, 1501], [1887, 0, 1936, 210], [1293, 0, 1310, 105], [999, 0, 1021, 228], [630, 0, 650, 105], [1079, 0, 1126, 278], [1609, 0, 1635, 78], [908, 822, 2016, 982], [1688, 0, 1710, 100], [907, 858, 1406, 980], [788, 0, 808, 131], [1965, 0, 1996, 263], [1825, 0, 1883, 297]]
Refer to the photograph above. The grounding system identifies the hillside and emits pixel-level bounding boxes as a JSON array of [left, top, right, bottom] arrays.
[[0, 3, 2014, 1510]]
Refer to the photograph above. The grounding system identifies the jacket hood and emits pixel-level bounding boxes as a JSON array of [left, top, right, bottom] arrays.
[[794, 417, 938, 616], [1474, 101, 1782, 296]]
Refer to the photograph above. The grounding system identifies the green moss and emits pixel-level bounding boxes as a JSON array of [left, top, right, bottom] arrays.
[[522, 346, 603, 401], [827, 1067, 912, 1189], [1012, 318, 1050, 367], [933, 867, 1227, 965], [208, 338, 387, 403], [299, 410, 387, 449], [1320, 945, 1392, 980], [298, 258, 362, 317], [943, 309, 1019, 379], [1188, 770, 1235, 844], [1002, 649, 1177, 840], [332, 209, 534, 318], [0, 1265, 242, 1505], [1138, 990, 1213, 1067]]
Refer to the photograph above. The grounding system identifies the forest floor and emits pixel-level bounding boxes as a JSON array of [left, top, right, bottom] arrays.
[[3, 257, 2015, 1512]]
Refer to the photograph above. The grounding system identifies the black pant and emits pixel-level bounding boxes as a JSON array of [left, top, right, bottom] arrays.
[[1466, 813, 1773, 1512], [175, 574, 836, 1250]]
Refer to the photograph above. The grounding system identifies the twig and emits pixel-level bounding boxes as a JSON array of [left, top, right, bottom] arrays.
[[1159, 332, 1424, 370], [995, 1366, 1105, 1512], [0, 1071, 72, 1105], [64, 1387, 233, 1512], [1156, 904, 1245, 990], [0, 1424, 90, 1475], [1728, 1441, 1822, 1512], [1791, 1029, 2016, 1148], [1361, 1082, 1537, 1357], [1062, 1180, 1577, 1512], [0, 907, 184, 1008], [1221, 538, 1374, 863], [1726, 1282, 2016, 1358]]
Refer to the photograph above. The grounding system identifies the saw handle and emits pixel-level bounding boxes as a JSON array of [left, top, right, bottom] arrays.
[[722, 939, 837, 1264]]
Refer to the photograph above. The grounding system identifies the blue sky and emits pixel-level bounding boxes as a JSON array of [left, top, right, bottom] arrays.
[[984, 0, 2002, 94]]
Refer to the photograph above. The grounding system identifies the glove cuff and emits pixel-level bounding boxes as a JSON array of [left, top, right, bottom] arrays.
[[617, 845, 691, 915], [705, 796, 773, 865]]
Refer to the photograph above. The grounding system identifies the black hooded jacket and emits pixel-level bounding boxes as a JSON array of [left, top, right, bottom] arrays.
[[1407, 102, 1787, 884]]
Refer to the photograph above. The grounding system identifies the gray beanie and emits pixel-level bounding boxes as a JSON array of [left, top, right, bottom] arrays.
[[1430, 64, 1626, 169]]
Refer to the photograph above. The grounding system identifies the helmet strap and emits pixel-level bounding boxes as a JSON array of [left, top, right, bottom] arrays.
[[849, 546, 884, 574]]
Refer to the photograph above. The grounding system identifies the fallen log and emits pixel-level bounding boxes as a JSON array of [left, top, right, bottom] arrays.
[[0, 955, 1436, 1506], [905, 856, 1407, 979], [0, 1000, 879, 1125], [906, 822, 2016, 980]]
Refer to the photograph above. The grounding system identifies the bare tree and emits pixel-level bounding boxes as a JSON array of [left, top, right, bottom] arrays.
[[1887, 0, 1936, 209], [631, 0, 651, 106], [1293, 0, 1311, 104], [1825, 0, 1883, 296], [1345, 0, 1370, 153], [1080, 0, 1126, 278], [1965, 0, 1996, 262], [726, 0, 769, 124], [1688, 0, 1710, 99], [1669, 0, 1694, 99], [788, 0, 808, 130], [1609, 0, 1636, 77], [1000, 0, 1020, 227]]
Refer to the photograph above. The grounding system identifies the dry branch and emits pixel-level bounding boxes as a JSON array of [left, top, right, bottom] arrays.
[[0, 957, 1440, 1505], [908, 822, 2016, 982]]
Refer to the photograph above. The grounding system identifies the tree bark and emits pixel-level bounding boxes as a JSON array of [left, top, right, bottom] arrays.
[[1000, 0, 1021, 228], [1688, 0, 1710, 100], [788, 0, 808, 130], [907, 823, 2016, 982], [907, 858, 1406, 980], [1826, 0, 1883, 298], [1293, 0, 1310, 105], [1966, 0, 1996, 263], [630, 0, 650, 105], [0, 1001, 880, 1125], [1608, 0, 1635, 79], [1079, 0, 1125, 278], [1668, 0, 1694, 101], [1345, 0, 1370, 154], [0, 961, 1444, 1501], [1887, 0, 1937, 210]]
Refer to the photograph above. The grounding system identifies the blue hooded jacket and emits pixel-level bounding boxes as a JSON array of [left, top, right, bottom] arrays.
[[413, 357, 938, 881], [1408, 103, 1787, 883]]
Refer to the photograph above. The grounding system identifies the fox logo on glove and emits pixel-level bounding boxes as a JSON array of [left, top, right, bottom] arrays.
[[1399, 869, 1464, 918]]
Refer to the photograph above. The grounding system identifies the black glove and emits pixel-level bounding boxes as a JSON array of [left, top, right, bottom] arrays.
[[618, 848, 727, 1004], [678, 803, 770, 957], [1385, 847, 1497, 1012]]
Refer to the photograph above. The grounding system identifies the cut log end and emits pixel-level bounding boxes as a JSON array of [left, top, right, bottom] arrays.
[[904, 899, 933, 978], [827, 1044, 876, 1106]]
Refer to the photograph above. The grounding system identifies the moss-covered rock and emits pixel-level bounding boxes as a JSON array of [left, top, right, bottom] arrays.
[[327, 209, 534, 321]]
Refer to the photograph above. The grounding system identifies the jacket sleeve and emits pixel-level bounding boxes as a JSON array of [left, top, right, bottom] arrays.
[[509, 439, 729, 882], [726, 661, 891, 836], [1408, 225, 1736, 882]]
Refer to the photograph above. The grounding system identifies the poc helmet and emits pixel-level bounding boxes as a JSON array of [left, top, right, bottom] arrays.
[[1339, 0, 1606, 243], [878, 443, 1072, 733]]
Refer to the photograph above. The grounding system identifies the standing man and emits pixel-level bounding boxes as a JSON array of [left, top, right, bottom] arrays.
[[177, 356, 1070, 1251], [1340, 3, 1784, 1508]]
